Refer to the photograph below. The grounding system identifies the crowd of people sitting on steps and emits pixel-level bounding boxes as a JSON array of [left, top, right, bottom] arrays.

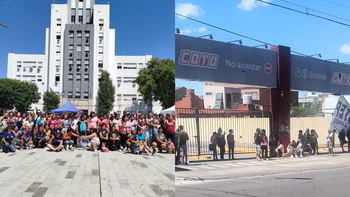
[[0, 107, 176, 155]]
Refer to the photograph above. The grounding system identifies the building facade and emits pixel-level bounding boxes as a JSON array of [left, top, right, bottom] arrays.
[[7, 0, 152, 114]]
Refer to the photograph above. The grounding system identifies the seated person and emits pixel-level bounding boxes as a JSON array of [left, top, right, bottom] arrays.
[[1, 125, 16, 153], [109, 126, 121, 151], [275, 140, 284, 157], [19, 126, 33, 150], [140, 122, 148, 145], [85, 132, 100, 152], [287, 140, 298, 158], [151, 127, 167, 155], [63, 128, 80, 150], [33, 126, 47, 148], [99, 124, 109, 150], [126, 131, 139, 154], [44, 124, 51, 141], [47, 130, 64, 152], [167, 138, 175, 154], [297, 140, 304, 157], [136, 128, 152, 154], [13, 125, 21, 148]]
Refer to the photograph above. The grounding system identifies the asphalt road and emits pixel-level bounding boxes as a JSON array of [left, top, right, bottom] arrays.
[[176, 167, 350, 197], [176, 153, 350, 197]]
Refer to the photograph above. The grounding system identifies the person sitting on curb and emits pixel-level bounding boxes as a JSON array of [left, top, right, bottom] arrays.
[[275, 140, 284, 157], [47, 130, 64, 152], [297, 140, 304, 158], [287, 140, 298, 158]]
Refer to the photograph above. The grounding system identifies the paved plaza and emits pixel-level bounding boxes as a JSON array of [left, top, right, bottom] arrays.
[[0, 148, 175, 197]]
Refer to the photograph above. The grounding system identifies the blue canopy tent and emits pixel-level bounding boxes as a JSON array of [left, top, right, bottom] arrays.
[[50, 100, 81, 113]]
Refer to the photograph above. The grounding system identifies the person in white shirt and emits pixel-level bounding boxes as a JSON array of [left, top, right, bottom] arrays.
[[327, 130, 334, 156]]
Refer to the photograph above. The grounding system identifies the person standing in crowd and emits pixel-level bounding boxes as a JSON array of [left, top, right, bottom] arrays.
[[33, 126, 46, 148], [1, 125, 16, 153], [88, 112, 98, 135], [178, 125, 189, 165], [216, 128, 226, 160], [146, 112, 156, 147], [254, 128, 262, 161], [310, 129, 318, 155], [119, 115, 132, 151], [346, 128, 350, 152], [109, 126, 121, 151], [44, 124, 51, 141], [269, 131, 277, 157], [61, 114, 69, 133], [227, 129, 235, 160], [77, 115, 88, 136], [338, 129, 347, 152], [327, 130, 334, 156], [260, 129, 268, 159], [211, 132, 218, 161], [297, 140, 304, 157], [175, 126, 181, 165], [298, 130, 304, 143], [164, 114, 175, 144], [47, 130, 64, 152], [130, 115, 138, 134]]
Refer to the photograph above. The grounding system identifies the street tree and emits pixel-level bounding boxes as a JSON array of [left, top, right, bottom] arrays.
[[291, 99, 322, 117], [43, 88, 60, 112], [97, 69, 115, 115], [0, 78, 40, 112], [134, 58, 175, 109]]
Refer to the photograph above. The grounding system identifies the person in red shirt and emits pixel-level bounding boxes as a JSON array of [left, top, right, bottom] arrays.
[[164, 114, 175, 145]]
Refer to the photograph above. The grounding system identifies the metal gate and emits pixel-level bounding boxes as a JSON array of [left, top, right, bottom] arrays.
[[176, 108, 271, 156]]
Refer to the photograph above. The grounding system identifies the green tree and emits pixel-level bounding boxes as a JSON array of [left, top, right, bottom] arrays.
[[43, 88, 60, 112], [97, 70, 115, 115], [0, 78, 40, 112], [134, 58, 175, 109], [290, 99, 322, 117]]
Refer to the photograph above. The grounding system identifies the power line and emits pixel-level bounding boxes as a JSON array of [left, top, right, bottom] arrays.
[[175, 13, 350, 69], [257, 0, 350, 28], [323, 0, 350, 9], [280, 0, 350, 22], [175, 13, 308, 57]]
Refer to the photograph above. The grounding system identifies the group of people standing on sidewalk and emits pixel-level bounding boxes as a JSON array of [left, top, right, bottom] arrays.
[[210, 128, 235, 160]]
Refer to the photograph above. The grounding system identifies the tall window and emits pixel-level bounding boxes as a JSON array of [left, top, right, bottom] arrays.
[[71, 15, 76, 23], [79, 16, 83, 23]]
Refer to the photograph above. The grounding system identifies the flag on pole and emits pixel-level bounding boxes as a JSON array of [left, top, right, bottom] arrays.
[[61, 90, 65, 97], [74, 88, 78, 95]]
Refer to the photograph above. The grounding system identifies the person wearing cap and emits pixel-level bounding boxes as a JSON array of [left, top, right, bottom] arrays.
[[1, 125, 16, 153], [47, 130, 64, 152]]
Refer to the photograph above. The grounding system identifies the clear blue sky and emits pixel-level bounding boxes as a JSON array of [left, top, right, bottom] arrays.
[[175, 0, 350, 97], [0, 0, 174, 79]]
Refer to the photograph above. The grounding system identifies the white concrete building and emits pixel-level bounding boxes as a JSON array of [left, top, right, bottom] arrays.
[[7, 0, 152, 114], [203, 82, 241, 109]]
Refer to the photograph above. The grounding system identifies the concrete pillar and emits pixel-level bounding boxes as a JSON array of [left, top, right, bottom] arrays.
[[270, 45, 291, 152]]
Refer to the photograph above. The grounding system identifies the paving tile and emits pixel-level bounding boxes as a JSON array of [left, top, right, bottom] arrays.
[[149, 184, 166, 196], [0, 167, 10, 173], [32, 187, 48, 197], [65, 171, 76, 179], [76, 154, 82, 158], [53, 159, 61, 163], [58, 161, 66, 166], [92, 169, 99, 176], [28, 152, 36, 155], [24, 182, 42, 193], [164, 190, 175, 197]]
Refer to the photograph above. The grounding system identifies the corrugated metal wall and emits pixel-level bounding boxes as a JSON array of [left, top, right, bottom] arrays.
[[290, 117, 337, 147], [176, 117, 270, 155]]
